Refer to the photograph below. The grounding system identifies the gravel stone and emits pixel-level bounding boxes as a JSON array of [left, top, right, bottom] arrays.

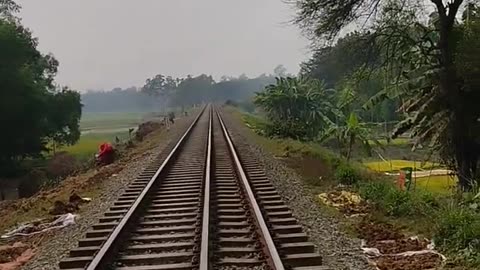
[[221, 110, 374, 270], [22, 114, 197, 270]]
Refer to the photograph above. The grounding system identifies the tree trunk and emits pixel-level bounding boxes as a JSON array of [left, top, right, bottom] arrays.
[[346, 134, 355, 162], [434, 1, 477, 190], [454, 125, 479, 190]]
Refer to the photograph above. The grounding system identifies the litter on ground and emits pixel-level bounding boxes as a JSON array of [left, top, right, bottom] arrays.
[[357, 219, 446, 270], [1, 213, 77, 239], [318, 190, 368, 216]]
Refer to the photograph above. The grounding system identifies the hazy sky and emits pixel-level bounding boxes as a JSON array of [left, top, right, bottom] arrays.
[[16, 0, 309, 91]]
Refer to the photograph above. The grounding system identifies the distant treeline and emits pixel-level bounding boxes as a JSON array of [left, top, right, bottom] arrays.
[[82, 74, 277, 113], [81, 87, 162, 113]]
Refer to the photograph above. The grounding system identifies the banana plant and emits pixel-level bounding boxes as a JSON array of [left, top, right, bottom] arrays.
[[254, 76, 336, 140], [321, 112, 380, 162]]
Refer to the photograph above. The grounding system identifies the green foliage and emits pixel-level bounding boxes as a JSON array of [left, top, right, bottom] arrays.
[[242, 114, 269, 136], [226, 99, 256, 114], [48, 88, 82, 148], [359, 180, 391, 201], [300, 31, 380, 87], [321, 112, 378, 161], [254, 76, 335, 140], [0, 11, 81, 174], [141, 73, 275, 108], [295, 0, 480, 191], [359, 180, 438, 217], [434, 204, 480, 264], [335, 164, 359, 185], [142, 74, 179, 98]]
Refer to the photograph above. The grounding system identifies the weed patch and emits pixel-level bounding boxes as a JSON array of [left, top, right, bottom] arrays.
[[434, 204, 480, 264], [335, 164, 360, 185]]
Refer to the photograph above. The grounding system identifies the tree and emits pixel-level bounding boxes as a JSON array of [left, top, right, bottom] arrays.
[[48, 88, 82, 153], [321, 84, 378, 161], [295, 0, 480, 190], [0, 0, 19, 20], [141, 74, 179, 110], [321, 112, 376, 162], [300, 31, 380, 88], [171, 74, 215, 106], [273, 64, 288, 77], [0, 3, 82, 174], [254, 76, 336, 140]]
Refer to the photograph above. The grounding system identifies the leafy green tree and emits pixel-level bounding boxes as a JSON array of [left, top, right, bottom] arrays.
[[142, 74, 178, 97], [254, 77, 336, 140], [171, 74, 215, 106], [295, 0, 480, 190], [321, 112, 376, 162], [0, 3, 82, 174], [300, 31, 380, 88], [48, 88, 82, 153]]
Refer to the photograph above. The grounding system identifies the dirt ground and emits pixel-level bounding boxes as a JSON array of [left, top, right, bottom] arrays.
[[0, 112, 197, 269]]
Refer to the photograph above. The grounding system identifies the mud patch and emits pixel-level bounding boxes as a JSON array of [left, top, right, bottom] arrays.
[[0, 242, 34, 270], [358, 218, 445, 270]]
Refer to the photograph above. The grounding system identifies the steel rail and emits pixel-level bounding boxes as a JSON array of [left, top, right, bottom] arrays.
[[199, 106, 212, 270], [85, 106, 207, 270], [214, 107, 285, 270]]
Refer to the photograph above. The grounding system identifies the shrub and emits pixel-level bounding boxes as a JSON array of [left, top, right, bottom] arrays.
[[335, 164, 359, 185], [383, 188, 415, 216], [359, 181, 391, 202], [359, 180, 438, 217], [434, 205, 480, 250]]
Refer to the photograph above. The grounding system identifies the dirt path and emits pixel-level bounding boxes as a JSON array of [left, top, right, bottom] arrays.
[[385, 169, 453, 178]]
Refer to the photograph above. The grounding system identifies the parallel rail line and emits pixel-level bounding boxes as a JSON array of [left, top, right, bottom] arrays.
[[59, 105, 327, 270]]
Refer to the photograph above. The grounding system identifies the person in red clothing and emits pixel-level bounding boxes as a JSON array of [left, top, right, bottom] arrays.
[[96, 143, 115, 165]]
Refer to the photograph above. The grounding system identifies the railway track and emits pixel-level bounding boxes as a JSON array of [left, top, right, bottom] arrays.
[[59, 105, 328, 270]]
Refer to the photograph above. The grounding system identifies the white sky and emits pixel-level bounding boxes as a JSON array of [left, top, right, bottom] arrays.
[[16, 0, 309, 91]]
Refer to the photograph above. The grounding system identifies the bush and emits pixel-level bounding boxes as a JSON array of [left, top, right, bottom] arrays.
[[359, 180, 438, 217], [359, 181, 391, 202], [383, 188, 415, 216], [433, 204, 480, 265], [434, 204, 480, 250], [335, 164, 359, 185], [46, 151, 78, 179]]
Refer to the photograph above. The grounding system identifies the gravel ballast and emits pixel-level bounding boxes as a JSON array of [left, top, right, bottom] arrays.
[[221, 110, 373, 270], [22, 114, 197, 270]]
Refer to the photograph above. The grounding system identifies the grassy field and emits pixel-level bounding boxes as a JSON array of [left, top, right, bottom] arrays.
[[415, 175, 457, 194], [80, 112, 146, 132], [59, 131, 130, 159], [364, 159, 437, 172], [58, 112, 149, 159], [364, 159, 457, 194]]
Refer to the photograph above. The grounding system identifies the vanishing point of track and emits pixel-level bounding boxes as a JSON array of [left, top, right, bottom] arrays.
[[59, 105, 328, 270]]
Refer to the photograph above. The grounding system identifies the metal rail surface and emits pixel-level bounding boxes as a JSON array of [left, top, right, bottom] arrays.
[[59, 105, 327, 270]]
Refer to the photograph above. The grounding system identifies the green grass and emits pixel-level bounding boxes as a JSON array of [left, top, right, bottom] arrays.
[[80, 112, 145, 131], [59, 131, 129, 159], [368, 138, 410, 145], [60, 112, 147, 158], [364, 159, 437, 172], [233, 107, 480, 268], [416, 175, 457, 194]]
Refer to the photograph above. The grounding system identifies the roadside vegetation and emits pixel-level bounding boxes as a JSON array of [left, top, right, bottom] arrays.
[[228, 0, 480, 267]]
